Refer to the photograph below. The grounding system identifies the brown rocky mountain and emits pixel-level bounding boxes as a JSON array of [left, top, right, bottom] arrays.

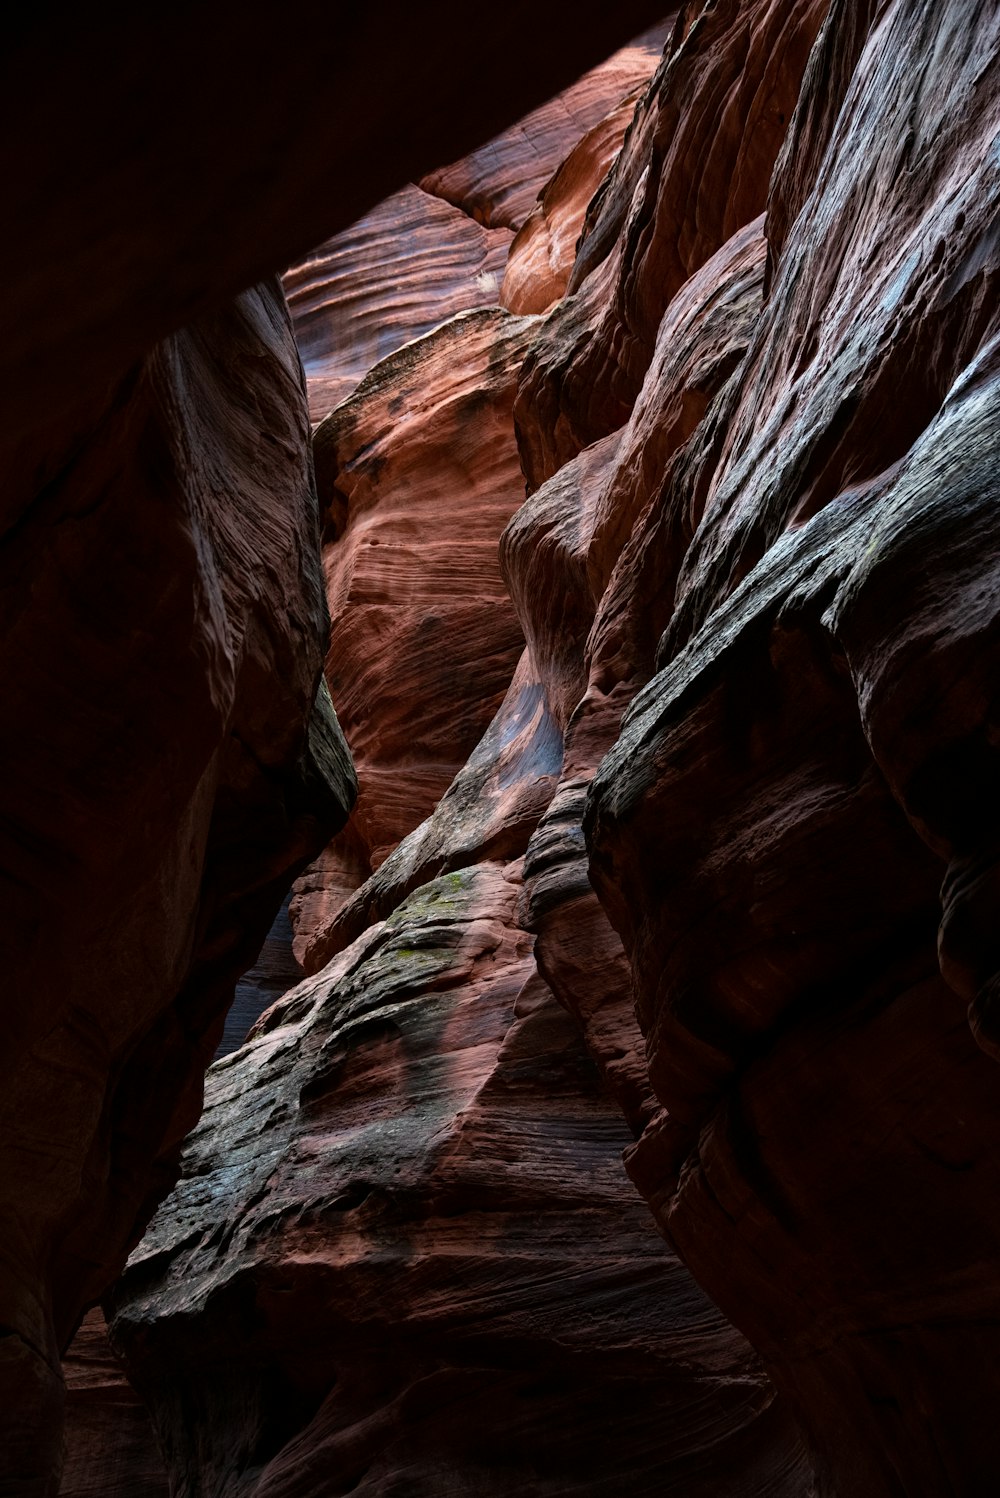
[[0, 2, 996, 1495]]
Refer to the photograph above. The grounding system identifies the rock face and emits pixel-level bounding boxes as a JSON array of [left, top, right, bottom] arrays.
[[289, 309, 537, 968], [110, 862, 811, 1497], [108, 18, 820, 1498], [283, 24, 668, 422], [60, 1311, 168, 1498], [0, 7, 683, 1493], [567, 0, 1000, 1493], [22, 2, 1000, 1496], [283, 188, 514, 423], [0, 280, 356, 1496]]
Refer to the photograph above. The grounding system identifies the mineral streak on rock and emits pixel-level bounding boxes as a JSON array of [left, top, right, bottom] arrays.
[[111, 864, 813, 1497]]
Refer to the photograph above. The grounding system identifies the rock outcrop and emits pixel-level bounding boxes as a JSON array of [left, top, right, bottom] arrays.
[[112, 862, 812, 1497], [284, 24, 668, 422], [582, 3, 1000, 1491], [1, 281, 355, 1496], [24, 1, 1000, 1495], [2, 6, 675, 1492], [289, 309, 537, 968]]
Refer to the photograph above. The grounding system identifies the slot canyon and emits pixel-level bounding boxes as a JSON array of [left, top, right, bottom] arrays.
[[4, 3, 1000, 1494]]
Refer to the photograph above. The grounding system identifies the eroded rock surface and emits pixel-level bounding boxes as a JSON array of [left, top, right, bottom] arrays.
[[112, 862, 813, 1497], [283, 188, 513, 423], [580, 1, 1000, 1492], [290, 309, 537, 969], [56, 2, 1000, 1495], [0, 282, 355, 1495]]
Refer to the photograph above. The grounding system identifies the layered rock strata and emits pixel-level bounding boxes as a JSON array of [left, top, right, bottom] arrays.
[[582, 2, 1000, 1490], [112, 868, 813, 1497], [64, 2, 1000, 1497], [1, 281, 355, 1496], [2, 6, 681, 1491], [289, 309, 536, 967], [284, 24, 668, 421]]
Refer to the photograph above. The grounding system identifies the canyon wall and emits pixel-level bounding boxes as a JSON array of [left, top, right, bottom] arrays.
[[107, 11, 820, 1495], [2, 5, 671, 1494], [32, 0, 1000, 1494]]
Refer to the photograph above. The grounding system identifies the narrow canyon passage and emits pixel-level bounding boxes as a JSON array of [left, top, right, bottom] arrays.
[[5, 4, 1000, 1497]]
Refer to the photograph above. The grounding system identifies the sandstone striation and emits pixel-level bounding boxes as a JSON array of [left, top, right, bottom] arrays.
[[514, 0, 827, 490], [18, 1, 1000, 1495], [580, 1, 1000, 1492], [283, 188, 513, 423], [111, 866, 813, 1497], [0, 281, 355, 1495], [290, 309, 537, 970], [419, 26, 669, 233]]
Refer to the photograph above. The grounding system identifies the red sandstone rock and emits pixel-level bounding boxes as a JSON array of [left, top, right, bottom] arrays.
[[515, 0, 827, 489], [419, 27, 670, 233], [501, 90, 650, 317], [60, 1311, 167, 1498], [283, 27, 670, 424], [291, 309, 536, 969], [19, 2, 1000, 1494], [283, 187, 513, 423], [581, 1, 1000, 1491], [110, 863, 813, 1497], [0, 282, 355, 1495]]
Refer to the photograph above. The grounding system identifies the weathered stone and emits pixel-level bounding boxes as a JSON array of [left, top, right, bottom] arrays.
[[0, 281, 355, 1495], [583, 2, 1000, 1490], [515, 0, 827, 489], [283, 187, 513, 423], [292, 309, 537, 969], [111, 864, 813, 1498]]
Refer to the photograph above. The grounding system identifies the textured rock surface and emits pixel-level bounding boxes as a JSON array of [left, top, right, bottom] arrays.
[[1, 9, 683, 1489], [111, 862, 813, 1497], [283, 188, 513, 423], [0, 281, 355, 1495], [31, 1, 1000, 1494], [579, 1, 1000, 1492], [419, 26, 669, 233], [291, 310, 537, 969], [515, 0, 827, 489], [283, 25, 668, 424], [60, 1311, 168, 1498]]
